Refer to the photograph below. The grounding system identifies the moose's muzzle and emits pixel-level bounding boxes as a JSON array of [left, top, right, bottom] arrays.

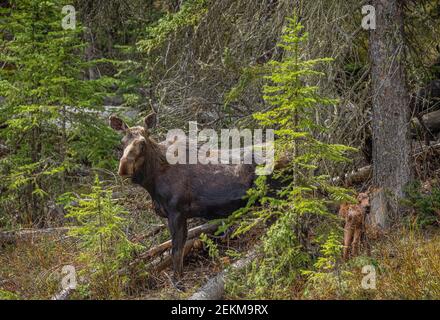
[[118, 157, 134, 177]]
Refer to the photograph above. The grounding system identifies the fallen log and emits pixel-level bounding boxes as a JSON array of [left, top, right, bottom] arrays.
[[51, 287, 74, 300], [123, 222, 220, 272], [332, 165, 372, 186], [189, 249, 256, 300], [413, 109, 440, 137], [131, 224, 166, 243], [332, 141, 440, 187], [132, 222, 219, 262], [0, 227, 70, 245], [412, 141, 440, 157], [153, 239, 200, 273]]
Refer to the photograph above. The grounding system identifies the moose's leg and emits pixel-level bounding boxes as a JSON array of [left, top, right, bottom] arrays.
[[168, 213, 188, 280], [351, 226, 362, 257], [343, 220, 353, 261]]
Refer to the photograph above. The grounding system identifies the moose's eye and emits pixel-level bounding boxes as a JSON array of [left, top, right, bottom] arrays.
[[121, 134, 131, 145]]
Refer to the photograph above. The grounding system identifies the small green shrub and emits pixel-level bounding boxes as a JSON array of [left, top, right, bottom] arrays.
[[301, 232, 348, 299], [200, 233, 220, 261], [0, 289, 20, 300], [402, 181, 440, 228], [64, 176, 142, 299], [224, 16, 355, 299]]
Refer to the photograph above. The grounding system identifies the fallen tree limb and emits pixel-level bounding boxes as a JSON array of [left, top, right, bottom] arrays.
[[0, 227, 70, 245], [123, 222, 220, 273], [332, 141, 440, 187], [51, 287, 74, 300], [132, 222, 219, 262], [412, 141, 440, 158], [131, 224, 166, 243], [153, 239, 199, 273], [332, 165, 372, 186], [188, 249, 257, 300], [145, 224, 166, 237]]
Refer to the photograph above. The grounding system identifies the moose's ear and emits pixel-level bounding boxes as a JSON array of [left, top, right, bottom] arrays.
[[144, 113, 157, 130], [357, 193, 370, 208], [109, 115, 128, 132]]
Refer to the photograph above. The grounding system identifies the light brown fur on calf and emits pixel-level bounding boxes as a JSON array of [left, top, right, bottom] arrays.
[[340, 193, 369, 260]]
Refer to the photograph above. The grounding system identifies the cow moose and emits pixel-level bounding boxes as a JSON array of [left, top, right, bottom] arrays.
[[109, 113, 257, 284]]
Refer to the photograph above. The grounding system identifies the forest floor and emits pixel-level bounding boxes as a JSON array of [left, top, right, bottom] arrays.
[[3, 223, 440, 300], [1, 180, 440, 300], [0, 182, 261, 300], [0, 226, 260, 300]]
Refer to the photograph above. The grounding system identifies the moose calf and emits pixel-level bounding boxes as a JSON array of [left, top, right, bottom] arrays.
[[339, 193, 370, 260]]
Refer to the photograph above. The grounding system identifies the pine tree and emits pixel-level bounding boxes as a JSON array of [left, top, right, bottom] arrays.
[[0, 0, 118, 225], [226, 17, 356, 298], [65, 176, 141, 299]]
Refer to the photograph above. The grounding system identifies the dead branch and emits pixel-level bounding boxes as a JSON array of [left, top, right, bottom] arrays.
[[123, 222, 220, 273], [332, 141, 440, 187], [0, 227, 70, 245], [152, 239, 199, 273], [332, 165, 372, 186], [51, 287, 74, 300], [131, 224, 166, 243]]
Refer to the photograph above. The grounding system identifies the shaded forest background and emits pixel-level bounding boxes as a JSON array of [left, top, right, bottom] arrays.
[[1, 0, 440, 300]]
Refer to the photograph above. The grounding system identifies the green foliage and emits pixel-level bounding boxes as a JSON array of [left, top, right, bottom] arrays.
[[402, 181, 440, 228], [249, 211, 310, 298], [0, 0, 119, 225], [225, 17, 355, 299], [299, 227, 440, 300], [200, 233, 220, 261], [224, 65, 265, 114], [301, 232, 348, 299], [64, 176, 141, 299], [137, 0, 208, 53], [0, 289, 20, 300]]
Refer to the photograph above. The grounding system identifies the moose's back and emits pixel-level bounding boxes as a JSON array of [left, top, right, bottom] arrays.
[[154, 162, 256, 220]]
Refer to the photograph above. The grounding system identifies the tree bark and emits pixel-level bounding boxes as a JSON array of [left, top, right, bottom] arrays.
[[369, 0, 412, 221]]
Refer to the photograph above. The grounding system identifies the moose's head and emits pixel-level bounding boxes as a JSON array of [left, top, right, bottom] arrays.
[[109, 113, 157, 178], [357, 192, 370, 210]]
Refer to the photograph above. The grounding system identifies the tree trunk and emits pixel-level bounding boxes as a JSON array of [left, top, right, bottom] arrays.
[[369, 0, 412, 223]]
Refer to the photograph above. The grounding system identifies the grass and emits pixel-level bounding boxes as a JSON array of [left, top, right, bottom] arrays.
[[3, 225, 440, 300], [300, 226, 440, 300], [0, 237, 79, 299], [2, 182, 440, 300], [224, 225, 440, 300]]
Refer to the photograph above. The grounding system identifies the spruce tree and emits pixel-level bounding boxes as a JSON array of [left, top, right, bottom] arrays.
[[0, 0, 118, 226], [227, 17, 356, 298]]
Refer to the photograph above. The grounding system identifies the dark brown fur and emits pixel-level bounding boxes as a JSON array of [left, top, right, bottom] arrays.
[[110, 114, 256, 280]]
